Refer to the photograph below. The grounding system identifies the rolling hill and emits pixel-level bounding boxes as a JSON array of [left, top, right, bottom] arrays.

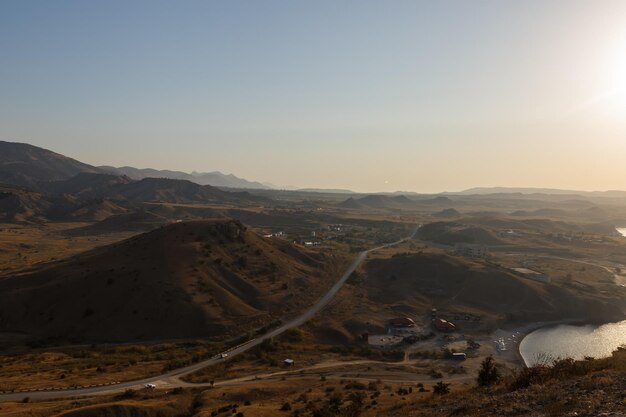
[[337, 194, 415, 210], [416, 221, 505, 246], [0, 220, 343, 343], [0, 141, 102, 188], [433, 208, 462, 218], [0, 183, 127, 223], [45, 173, 134, 197], [313, 251, 625, 343], [45, 173, 269, 208]]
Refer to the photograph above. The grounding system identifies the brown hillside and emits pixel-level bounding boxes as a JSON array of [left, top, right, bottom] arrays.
[[0, 220, 343, 344], [46, 172, 134, 197], [0, 184, 51, 222], [417, 221, 505, 245], [0, 184, 127, 223], [362, 252, 623, 323], [311, 251, 624, 343], [66, 210, 169, 235], [0, 141, 101, 188]]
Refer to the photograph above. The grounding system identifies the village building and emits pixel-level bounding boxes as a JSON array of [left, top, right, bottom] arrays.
[[431, 318, 456, 332]]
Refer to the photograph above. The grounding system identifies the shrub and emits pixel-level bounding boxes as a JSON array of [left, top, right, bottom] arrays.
[[284, 328, 305, 342], [118, 389, 137, 399], [429, 369, 443, 379], [477, 356, 500, 387], [280, 402, 291, 411], [433, 381, 450, 395]]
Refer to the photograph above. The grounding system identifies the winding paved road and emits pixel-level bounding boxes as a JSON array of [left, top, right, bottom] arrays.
[[0, 226, 420, 402]]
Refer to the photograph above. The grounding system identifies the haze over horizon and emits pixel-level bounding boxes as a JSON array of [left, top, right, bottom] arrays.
[[2, 1, 626, 193]]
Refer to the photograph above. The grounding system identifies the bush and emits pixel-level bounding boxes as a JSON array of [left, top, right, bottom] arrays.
[[280, 402, 291, 411], [429, 369, 443, 379], [283, 328, 305, 342], [506, 353, 619, 391], [433, 381, 450, 395], [477, 356, 500, 387], [344, 381, 367, 390], [118, 389, 137, 399]]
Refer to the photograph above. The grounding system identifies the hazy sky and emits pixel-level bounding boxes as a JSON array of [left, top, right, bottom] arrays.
[[2, 1, 626, 192]]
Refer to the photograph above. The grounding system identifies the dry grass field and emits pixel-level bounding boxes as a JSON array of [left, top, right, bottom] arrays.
[[4, 349, 625, 416], [0, 341, 221, 392], [0, 223, 138, 275]]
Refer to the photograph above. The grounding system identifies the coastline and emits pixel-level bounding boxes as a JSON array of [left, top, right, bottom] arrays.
[[516, 318, 626, 367], [513, 318, 585, 367]]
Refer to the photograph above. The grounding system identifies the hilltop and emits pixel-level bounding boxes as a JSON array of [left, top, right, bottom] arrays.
[[0, 220, 344, 344], [0, 141, 101, 188]]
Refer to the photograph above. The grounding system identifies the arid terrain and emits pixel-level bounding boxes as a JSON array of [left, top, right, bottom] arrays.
[[1, 141, 625, 416]]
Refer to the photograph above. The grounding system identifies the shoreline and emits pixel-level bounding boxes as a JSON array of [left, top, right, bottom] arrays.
[[512, 318, 585, 367], [516, 318, 626, 367]]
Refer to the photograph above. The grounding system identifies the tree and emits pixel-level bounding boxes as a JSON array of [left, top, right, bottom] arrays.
[[433, 381, 450, 395], [477, 356, 500, 387]]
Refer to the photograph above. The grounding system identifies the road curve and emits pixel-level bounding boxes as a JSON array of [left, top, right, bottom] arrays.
[[0, 226, 419, 402]]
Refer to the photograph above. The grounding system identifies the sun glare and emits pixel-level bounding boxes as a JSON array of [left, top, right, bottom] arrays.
[[607, 34, 626, 111]]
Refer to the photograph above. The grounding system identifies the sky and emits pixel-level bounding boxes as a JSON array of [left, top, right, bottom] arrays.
[[1, 1, 626, 193]]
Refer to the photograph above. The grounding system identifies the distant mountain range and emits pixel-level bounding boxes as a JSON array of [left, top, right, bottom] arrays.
[[0, 141, 270, 222], [3, 141, 626, 198], [99, 166, 272, 190], [0, 140, 272, 190], [452, 187, 626, 198]]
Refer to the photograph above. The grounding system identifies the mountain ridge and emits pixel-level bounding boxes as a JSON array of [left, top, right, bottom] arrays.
[[99, 165, 273, 190]]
